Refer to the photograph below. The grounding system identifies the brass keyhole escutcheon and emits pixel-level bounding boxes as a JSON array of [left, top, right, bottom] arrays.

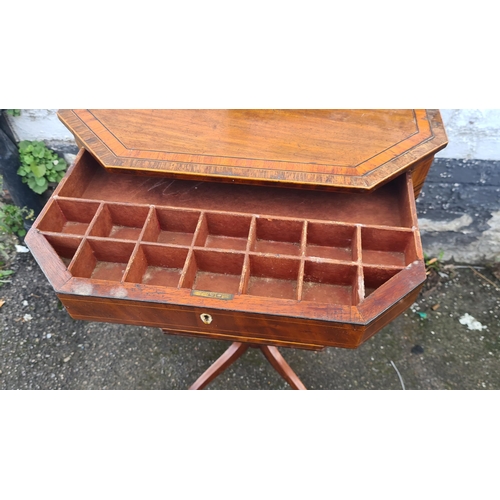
[[200, 313, 213, 325]]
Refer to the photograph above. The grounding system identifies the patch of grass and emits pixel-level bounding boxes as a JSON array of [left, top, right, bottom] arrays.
[[0, 242, 15, 286], [0, 265, 14, 285]]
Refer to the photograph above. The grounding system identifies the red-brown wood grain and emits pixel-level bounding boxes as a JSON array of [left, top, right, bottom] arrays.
[[57, 109, 447, 191]]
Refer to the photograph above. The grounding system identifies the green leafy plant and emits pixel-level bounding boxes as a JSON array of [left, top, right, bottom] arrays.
[[0, 265, 14, 285], [424, 250, 444, 272], [17, 140, 67, 194], [0, 203, 34, 238], [0, 243, 14, 286], [5, 109, 21, 116]]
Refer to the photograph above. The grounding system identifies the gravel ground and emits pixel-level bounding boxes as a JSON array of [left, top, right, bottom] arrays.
[[1, 247, 499, 390]]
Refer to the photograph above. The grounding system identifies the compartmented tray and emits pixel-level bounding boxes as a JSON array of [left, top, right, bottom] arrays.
[[26, 150, 427, 350]]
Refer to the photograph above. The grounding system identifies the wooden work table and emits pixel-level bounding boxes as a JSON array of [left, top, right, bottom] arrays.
[[26, 110, 448, 389]]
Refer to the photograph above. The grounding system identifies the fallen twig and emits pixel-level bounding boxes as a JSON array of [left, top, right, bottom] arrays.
[[468, 266, 500, 290], [444, 265, 485, 270], [390, 360, 405, 390]]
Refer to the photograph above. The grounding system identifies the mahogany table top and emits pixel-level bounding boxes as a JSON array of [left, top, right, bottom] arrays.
[[57, 109, 447, 191]]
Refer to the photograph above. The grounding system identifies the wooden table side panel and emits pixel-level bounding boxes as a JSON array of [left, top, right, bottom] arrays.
[[161, 329, 326, 351], [58, 275, 356, 324], [358, 285, 423, 346], [58, 294, 366, 349], [411, 155, 437, 198], [357, 261, 426, 322], [25, 230, 72, 290]]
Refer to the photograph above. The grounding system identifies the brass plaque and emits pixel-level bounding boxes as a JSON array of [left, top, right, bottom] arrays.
[[191, 290, 234, 300]]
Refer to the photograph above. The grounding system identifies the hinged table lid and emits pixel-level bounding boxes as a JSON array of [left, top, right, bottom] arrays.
[[58, 109, 447, 191]]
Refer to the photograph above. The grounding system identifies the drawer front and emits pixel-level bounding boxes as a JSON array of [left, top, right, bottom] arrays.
[[59, 294, 366, 350]]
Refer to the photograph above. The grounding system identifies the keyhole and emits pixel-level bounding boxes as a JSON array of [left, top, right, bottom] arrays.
[[200, 313, 213, 325]]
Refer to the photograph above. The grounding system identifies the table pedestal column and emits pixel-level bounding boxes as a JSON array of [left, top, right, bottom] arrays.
[[188, 342, 307, 390]]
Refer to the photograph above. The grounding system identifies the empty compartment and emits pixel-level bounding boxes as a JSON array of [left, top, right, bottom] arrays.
[[252, 218, 303, 256], [195, 213, 251, 251], [306, 222, 356, 261], [182, 250, 244, 295], [247, 255, 300, 300], [42, 234, 83, 267], [125, 244, 188, 288], [361, 227, 417, 266], [89, 203, 149, 241], [363, 266, 402, 297], [302, 261, 358, 305], [143, 207, 200, 246], [37, 199, 100, 235], [69, 239, 135, 282]]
